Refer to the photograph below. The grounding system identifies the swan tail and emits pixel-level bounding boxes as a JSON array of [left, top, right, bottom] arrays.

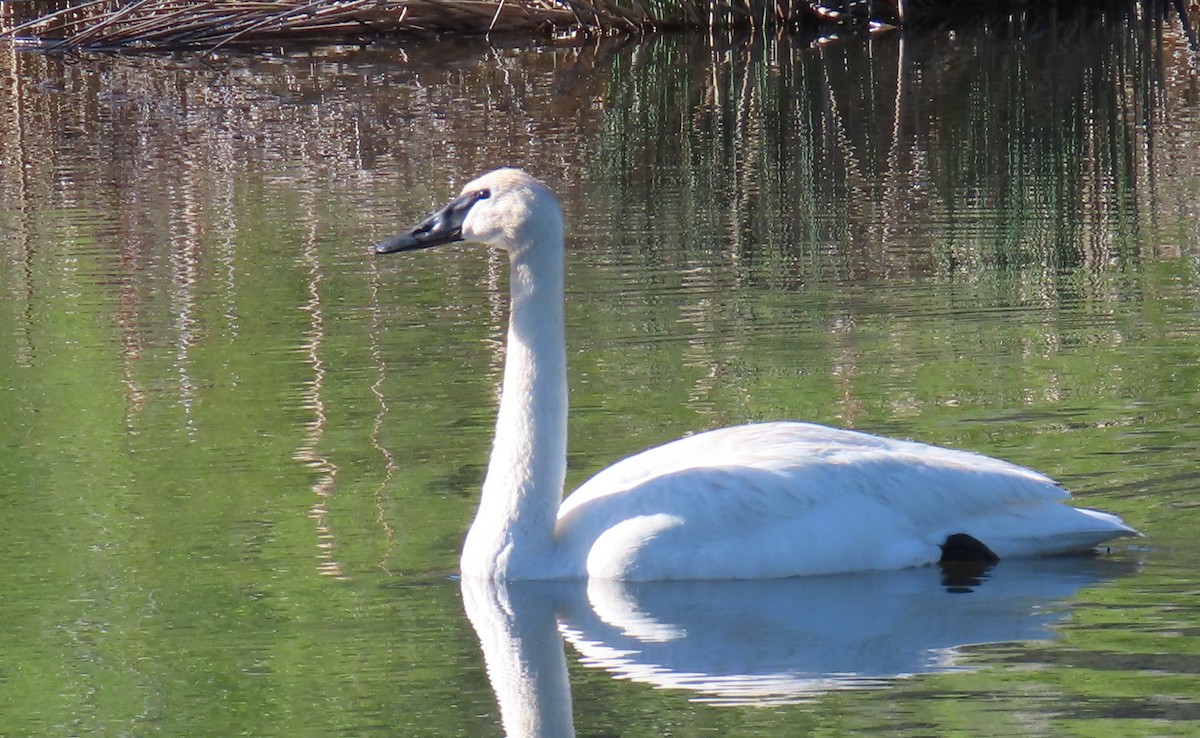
[[955, 504, 1139, 560]]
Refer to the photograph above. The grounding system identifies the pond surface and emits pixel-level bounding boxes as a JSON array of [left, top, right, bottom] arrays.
[[2, 6, 1200, 736]]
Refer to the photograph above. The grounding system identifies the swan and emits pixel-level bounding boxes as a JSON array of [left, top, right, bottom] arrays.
[[375, 168, 1138, 581]]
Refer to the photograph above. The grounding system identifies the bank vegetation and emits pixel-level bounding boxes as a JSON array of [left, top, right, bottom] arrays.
[[0, 0, 1087, 51]]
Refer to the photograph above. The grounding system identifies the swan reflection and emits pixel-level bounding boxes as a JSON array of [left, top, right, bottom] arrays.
[[462, 559, 1132, 735]]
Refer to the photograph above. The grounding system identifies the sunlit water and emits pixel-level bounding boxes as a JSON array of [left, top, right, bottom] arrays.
[[2, 7, 1199, 736]]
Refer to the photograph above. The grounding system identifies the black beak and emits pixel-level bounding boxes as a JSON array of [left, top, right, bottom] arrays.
[[375, 188, 491, 255]]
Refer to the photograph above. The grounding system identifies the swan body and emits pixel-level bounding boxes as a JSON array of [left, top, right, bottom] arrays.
[[375, 168, 1138, 581]]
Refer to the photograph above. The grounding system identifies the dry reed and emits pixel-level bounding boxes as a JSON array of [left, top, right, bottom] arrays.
[[0, 0, 890, 49], [2, 0, 593, 49]]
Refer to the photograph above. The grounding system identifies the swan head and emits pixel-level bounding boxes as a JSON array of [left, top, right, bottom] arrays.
[[375, 168, 561, 258]]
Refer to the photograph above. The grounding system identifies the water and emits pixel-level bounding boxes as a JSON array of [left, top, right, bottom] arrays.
[[2, 6, 1199, 735]]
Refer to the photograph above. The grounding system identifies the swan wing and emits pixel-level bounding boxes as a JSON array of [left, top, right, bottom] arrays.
[[556, 422, 1133, 580]]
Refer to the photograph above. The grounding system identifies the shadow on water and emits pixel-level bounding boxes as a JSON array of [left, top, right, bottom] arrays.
[[463, 556, 1139, 735]]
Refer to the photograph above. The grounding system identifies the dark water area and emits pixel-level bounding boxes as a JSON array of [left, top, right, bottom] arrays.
[[2, 5, 1199, 736]]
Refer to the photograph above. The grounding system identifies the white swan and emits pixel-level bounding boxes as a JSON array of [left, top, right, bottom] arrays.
[[375, 168, 1138, 581]]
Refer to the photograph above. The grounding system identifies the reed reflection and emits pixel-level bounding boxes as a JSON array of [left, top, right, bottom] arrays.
[[2, 11, 1196, 369]]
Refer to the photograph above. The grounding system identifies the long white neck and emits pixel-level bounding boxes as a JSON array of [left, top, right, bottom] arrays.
[[461, 224, 567, 580]]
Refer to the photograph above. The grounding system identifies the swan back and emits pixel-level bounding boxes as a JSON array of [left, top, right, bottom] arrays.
[[554, 422, 1136, 580]]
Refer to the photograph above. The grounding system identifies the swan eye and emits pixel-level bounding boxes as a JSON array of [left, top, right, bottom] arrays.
[[457, 188, 490, 212]]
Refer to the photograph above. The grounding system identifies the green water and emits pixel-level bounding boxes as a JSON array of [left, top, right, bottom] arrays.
[[2, 7, 1199, 736]]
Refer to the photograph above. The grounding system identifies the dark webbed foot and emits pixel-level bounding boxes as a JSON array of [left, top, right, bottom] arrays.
[[940, 533, 1000, 564]]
